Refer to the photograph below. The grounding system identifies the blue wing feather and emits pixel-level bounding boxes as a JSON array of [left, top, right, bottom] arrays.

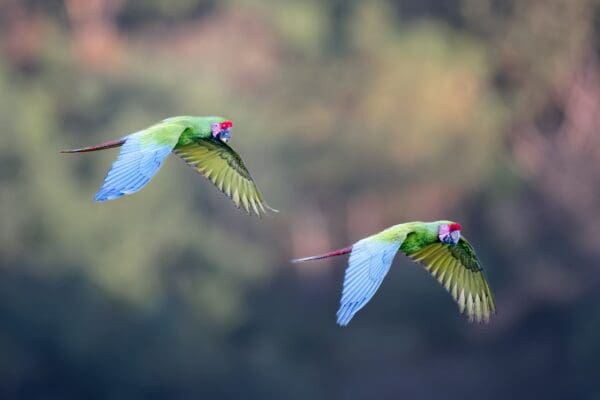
[[336, 239, 400, 326], [94, 130, 180, 202]]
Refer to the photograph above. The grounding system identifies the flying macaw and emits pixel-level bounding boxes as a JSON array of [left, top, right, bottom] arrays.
[[292, 221, 495, 326], [62, 116, 276, 216]]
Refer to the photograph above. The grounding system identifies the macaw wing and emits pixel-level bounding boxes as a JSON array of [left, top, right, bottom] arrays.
[[173, 139, 276, 216], [95, 123, 185, 202], [336, 238, 401, 326], [404, 236, 495, 323]]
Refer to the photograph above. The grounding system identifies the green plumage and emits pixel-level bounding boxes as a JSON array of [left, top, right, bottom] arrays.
[[62, 116, 276, 216], [162, 116, 224, 146], [375, 221, 495, 323], [293, 220, 496, 325], [160, 116, 276, 216]]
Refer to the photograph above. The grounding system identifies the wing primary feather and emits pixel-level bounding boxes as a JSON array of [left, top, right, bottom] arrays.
[[482, 292, 490, 322], [436, 258, 450, 285], [216, 168, 228, 191], [426, 250, 448, 273], [455, 259, 466, 303], [402, 238, 495, 324], [475, 293, 483, 323], [458, 288, 466, 314], [430, 255, 450, 279], [451, 279, 459, 302], [444, 261, 456, 292], [467, 292, 474, 322], [249, 195, 260, 216], [241, 192, 250, 214], [174, 139, 276, 217], [232, 188, 240, 207]]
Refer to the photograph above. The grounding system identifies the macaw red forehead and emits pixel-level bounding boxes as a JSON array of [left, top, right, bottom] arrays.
[[449, 223, 461, 232], [220, 120, 233, 130]]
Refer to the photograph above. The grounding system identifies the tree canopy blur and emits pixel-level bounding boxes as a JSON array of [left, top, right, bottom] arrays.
[[0, 0, 599, 398]]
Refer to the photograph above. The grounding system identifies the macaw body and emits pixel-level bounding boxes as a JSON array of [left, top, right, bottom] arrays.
[[293, 221, 495, 326], [62, 116, 276, 216]]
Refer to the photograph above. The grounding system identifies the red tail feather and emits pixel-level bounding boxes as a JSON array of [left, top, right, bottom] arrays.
[[61, 139, 125, 153], [291, 246, 353, 263]]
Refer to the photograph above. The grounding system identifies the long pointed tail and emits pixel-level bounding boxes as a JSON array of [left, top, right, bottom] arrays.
[[61, 138, 125, 154], [291, 246, 353, 263]]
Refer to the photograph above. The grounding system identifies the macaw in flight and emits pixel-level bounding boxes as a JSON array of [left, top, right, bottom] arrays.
[[293, 221, 495, 326], [62, 116, 276, 216]]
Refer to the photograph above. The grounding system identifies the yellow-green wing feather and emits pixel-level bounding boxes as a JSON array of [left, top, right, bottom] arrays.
[[406, 238, 495, 323], [173, 139, 276, 216]]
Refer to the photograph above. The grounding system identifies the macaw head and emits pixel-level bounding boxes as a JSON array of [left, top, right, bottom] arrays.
[[211, 120, 233, 143], [438, 222, 461, 245]]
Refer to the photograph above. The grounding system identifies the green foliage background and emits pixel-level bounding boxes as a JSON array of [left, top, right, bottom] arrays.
[[1, 0, 599, 398]]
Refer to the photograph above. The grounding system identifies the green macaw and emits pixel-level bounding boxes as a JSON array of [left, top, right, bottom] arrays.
[[292, 221, 495, 325], [62, 116, 276, 216]]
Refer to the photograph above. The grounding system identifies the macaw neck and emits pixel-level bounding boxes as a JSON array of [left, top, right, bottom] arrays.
[[410, 222, 441, 242], [401, 221, 443, 235], [378, 220, 455, 244], [397, 221, 443, 255], [374, 221, 434, 243], [164, 116, 225, 135], [164, 116, 227, 147]]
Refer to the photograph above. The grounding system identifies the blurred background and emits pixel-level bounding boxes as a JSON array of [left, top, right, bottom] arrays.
[[0, 0, 599, 398]]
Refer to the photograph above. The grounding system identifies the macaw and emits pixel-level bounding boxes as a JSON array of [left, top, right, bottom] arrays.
[[292, 221, 495, 325], [62, 116, 276, 216]]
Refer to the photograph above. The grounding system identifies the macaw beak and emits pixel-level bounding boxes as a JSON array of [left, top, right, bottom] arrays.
[[439, 224, 460, 245], [449, 230, 460, 245], [219, 128, 231, 143]]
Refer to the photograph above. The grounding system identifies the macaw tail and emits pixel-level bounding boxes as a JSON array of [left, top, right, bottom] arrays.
[[291, 246, 353, 263], [61, 138, 125, 153]]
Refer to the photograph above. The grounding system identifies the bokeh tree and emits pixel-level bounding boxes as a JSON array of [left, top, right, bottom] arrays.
[[0, 0, 599, 398]]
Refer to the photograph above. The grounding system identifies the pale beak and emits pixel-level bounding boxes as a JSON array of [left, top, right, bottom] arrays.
[[450, 230, 460, 245], [219, 128, 231, 143]]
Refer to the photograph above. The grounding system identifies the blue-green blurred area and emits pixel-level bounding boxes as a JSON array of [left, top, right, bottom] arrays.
[[1, 0, 599, 398]]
